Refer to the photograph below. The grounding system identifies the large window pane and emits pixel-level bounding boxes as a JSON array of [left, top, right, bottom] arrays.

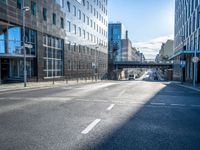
[[17, 0, 21, 9], [8, 27, 21, 54], [0, 30, 6, 53], [43, 34, 63, 78]]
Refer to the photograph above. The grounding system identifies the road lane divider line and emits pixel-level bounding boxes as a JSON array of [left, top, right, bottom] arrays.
[[171, 104, 186, 107], [107, 104, 115, 111], [150, 103, 166, 106], [81, 119, 101, 134]]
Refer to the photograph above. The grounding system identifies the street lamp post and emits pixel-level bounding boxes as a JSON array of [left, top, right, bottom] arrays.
[[22, 1, 30, 87], [193, 49, 197, 88], [179, 36, 185, 84], [95, 46, 99, 82]]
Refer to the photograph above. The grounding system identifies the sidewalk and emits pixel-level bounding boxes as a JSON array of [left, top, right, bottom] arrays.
[[0, 79, 103, 92], [172, 81, 200, 92]]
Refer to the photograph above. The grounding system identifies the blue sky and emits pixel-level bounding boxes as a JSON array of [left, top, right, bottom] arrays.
[[108, 0, 175, 59]]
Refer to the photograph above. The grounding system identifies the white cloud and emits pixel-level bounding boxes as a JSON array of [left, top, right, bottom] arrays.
[[133, 35, 174, 59]]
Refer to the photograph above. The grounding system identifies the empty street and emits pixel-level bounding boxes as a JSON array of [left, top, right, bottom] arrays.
[[0, 80, 200, 150]]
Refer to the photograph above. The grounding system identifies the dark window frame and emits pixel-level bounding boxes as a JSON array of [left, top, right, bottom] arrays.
[[43, 8, 47, 21], [31, 1, 36, 16], [53, 13, 56, 25]]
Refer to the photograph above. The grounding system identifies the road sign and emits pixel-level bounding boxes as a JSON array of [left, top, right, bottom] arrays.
[[25, 43, 33, 49], [192, 56, 199, 63]]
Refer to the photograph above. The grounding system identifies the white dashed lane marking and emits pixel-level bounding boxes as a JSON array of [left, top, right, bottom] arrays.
[[81, 119, 101, 135], [171, 104, 186, 107], [107, 104, 115, 111], [150, 102, 166, 106]]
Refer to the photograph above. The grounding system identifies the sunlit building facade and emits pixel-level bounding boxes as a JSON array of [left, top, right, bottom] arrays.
[[173, 0, 200, 82], [0, 0, 108, 83]]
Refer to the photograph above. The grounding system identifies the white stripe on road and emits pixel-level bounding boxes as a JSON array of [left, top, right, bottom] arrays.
[[150, 103, 166, 106], [171, 104, 186, 107], [107, 104, 115, 111], [81, 119, 101, 134]]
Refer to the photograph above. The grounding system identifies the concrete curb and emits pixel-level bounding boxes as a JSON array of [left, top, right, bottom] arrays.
[[0, 80, 104, 93], [174, 83, 200, 92]]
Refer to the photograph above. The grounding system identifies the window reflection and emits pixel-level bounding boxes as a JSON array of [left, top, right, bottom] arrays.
[[0, 27, 6, 53], [0, 25, 37, 56], [8, 27, 21, 54]]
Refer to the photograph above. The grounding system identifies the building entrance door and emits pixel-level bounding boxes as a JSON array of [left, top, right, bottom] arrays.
[[182, 68, 186, 82], [1, 59, 9, 82]]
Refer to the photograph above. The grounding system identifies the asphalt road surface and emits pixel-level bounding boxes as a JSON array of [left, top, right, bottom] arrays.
[[0, 80, 200, 150]]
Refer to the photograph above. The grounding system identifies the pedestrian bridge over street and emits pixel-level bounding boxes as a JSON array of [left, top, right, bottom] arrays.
[[114, 61, 173, 69]]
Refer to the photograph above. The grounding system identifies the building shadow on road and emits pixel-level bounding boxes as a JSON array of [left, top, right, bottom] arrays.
[[83, 82, 200, 150]]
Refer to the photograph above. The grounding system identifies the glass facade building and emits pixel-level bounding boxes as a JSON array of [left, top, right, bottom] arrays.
[[173, 0, 200, 83], [0, 0, 108, 83], [108, 23, 127, 63]]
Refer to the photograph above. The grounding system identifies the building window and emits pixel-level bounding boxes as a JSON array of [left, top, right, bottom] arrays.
[[82, 0, 85, 6], [8, 27, 22, 55], [43, 35, 64, 78], [78, 10, 81, 20], [67, 1, 70, 12], [94, 8, 96, 16], [73, 24, 76, 34], [87, 32, 89, 40], [61, 17, 64, 29], [83, 13, 86, 22], [62, 0, 64, 8], [31, 1, 36, 16], [43, 8, 47, 21], [90, 19, 93, 28], [0, 26, 37, 56], [87, 1, 89, 9], [90, 5, 93, 13], [1, 0, 7, 4], [24, 28, 37, 55], [17, 0, 21, 9], [78, 27, 81, 37], [73, 5, 76, 16], [68, 60, 71, 70], [67, 21, 71, 32], [83, 29, 86, 38], [87, 16, 89, 25], [53, 13, 56, 25]]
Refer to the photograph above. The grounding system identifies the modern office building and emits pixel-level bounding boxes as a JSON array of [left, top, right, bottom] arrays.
[[173, 0, 200, 82], [0, 0, 108, 83], [108, 23, 127, 63]]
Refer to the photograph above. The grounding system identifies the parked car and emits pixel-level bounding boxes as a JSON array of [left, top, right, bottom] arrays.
[[128, 75, 135, 80]]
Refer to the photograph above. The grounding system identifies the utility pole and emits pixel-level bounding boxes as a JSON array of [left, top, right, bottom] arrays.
[[22, 0, 30, 87], [192, 49, 199, 87], [95, 46, 99, 82]]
